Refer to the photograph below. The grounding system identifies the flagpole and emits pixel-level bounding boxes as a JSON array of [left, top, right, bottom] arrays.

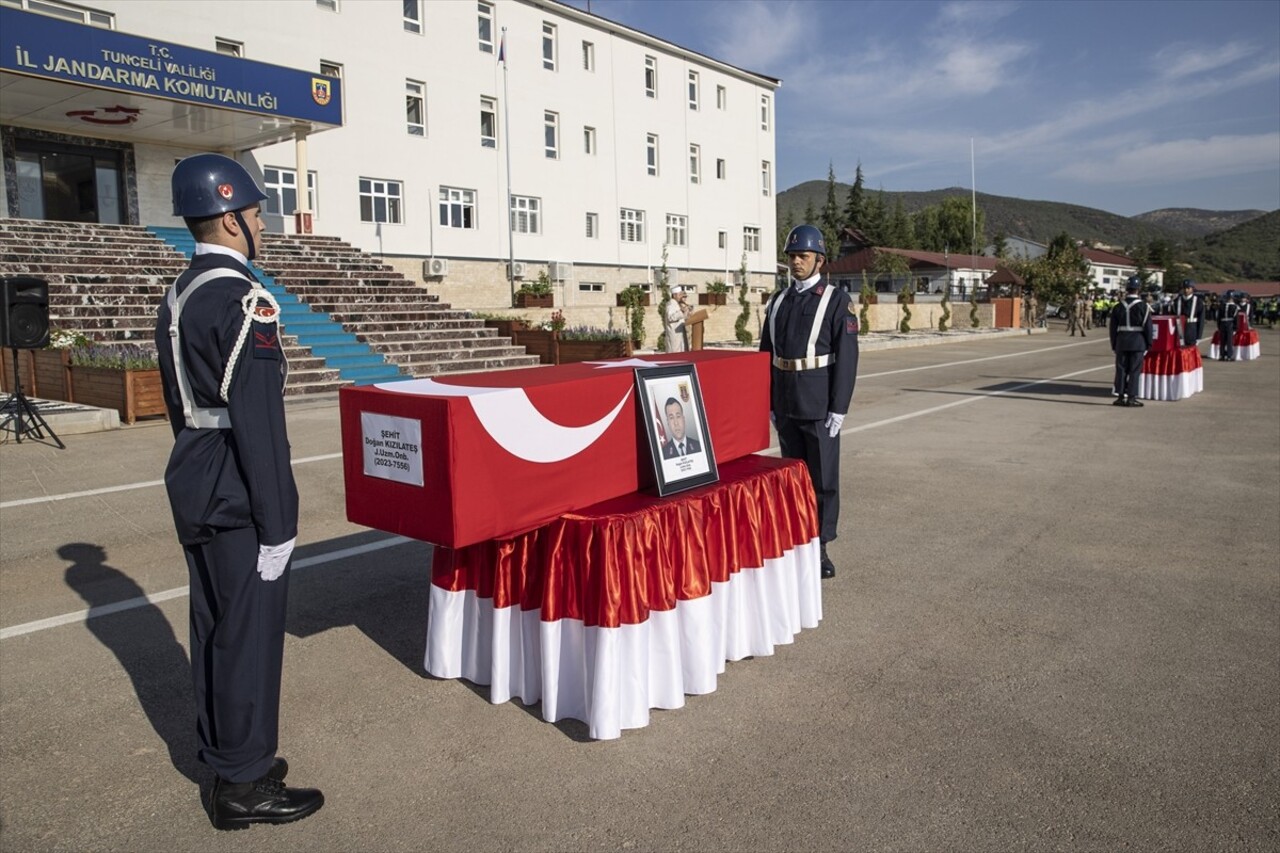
[[501, 27, 517, 306]]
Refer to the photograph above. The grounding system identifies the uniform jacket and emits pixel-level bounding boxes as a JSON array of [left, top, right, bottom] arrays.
[[661, 435, 701, 459], [1108, 296, 1154, 352], [760, 279, 859, 420], [154, 252, 298, 546], [1218, 302, 1240, 329], [1171, 293, 1205, 340]]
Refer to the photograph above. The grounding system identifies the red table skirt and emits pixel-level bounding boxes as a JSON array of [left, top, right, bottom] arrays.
[[427, 454, 822, 739], [1138, 345, 1203, 400], [1210, 329, 1261, 361]]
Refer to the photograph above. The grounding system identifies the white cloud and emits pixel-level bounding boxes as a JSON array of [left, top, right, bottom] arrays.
[[1152, 41, 1259, 79], [1053, 133, 1280, 184], [705, 0, 806, 72], [935, 0, 1020, 29]]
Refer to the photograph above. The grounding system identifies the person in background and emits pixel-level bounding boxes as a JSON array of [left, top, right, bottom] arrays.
[[1170, 279, 1205, 347], [1217, 292, 1240, 361], [664, 289, 691, 352]]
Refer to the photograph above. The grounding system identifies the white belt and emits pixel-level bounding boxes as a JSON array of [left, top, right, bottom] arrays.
[[1116, 326, 1143, 332], [773, 354, 832, 371]]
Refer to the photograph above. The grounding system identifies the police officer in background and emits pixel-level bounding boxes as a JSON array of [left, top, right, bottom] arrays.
[[1109, 276, 1154, 407], [760, 225, 859, 579], [1217, 291, 1240, 361], [1170, 278, 1205, 347], [155, 154, 323, 830]]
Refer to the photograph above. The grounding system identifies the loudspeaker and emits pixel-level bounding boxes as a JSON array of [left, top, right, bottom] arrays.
[[0, 277, 51, 350]]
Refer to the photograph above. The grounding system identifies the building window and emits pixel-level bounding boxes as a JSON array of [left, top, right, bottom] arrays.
[[480, 97, 497, 148], [716, 84, 726, 109], [263, 167, 317, 216], [578, 282, 605, 293], [544, 111, 559, 159], [717, 230, 727, 250], [511, 195, 541, 234], [760, 94, 770, 130], [743, 226, 761, 253], [7, 0, 115, 27], [439, 186, 476, 229], [689, 144, 700, 184], [644, 55, 657, 98], [716, 158, 726, 180], [666, 214, 687, 247], [688, 71, 699, 110], [761, 160, 771, 196], [319, 60, 343, 79], [477, 2, 494, 53], [315, 0, 337, 9], [582, 41, 595, 71], [359, 178, 403, 224], [620, 208, 645, 243], [403, 0, 422, 33], [1103, 268, 1119, 276], [406, 80, 426, 136], [585, 212, 598, 239], [646, 133, 658, 176], [584, 126, 596, 155], [215, 37, 242, 57], [542, 22, 557, 71]]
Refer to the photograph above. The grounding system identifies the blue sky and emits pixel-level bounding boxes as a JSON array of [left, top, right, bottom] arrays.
[[562, 0, 1280, 216]]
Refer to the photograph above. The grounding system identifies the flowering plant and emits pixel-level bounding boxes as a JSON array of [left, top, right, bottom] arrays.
[[47, 327, 91, 349], [70, 344, 160, 370], [558, 325, 626, 341], [544, 309, 567, 332]]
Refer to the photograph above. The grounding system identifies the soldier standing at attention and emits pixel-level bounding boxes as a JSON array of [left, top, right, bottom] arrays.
[[1218, 292, 1240, 361], [1171, 279, 1205, 347], [1068, 291, 1089, 336], [760, 224, 859, 580], [1109, 276, 1154, 407], [155, 154, 324, 830]]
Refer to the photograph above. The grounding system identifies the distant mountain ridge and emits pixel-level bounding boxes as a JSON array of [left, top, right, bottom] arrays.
[[777, 181, 1268, 247], [1181, 210, 1280, 282]]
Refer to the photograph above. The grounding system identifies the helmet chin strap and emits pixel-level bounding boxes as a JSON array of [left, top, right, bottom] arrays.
[[232, 209, 256, 260]]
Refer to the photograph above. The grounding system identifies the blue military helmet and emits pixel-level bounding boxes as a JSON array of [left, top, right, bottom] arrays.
[[172, 153, 269, 218], [785, 224, 826, 257], [1125, 276, 1142, 292], [1182, 278, 1195, 290]]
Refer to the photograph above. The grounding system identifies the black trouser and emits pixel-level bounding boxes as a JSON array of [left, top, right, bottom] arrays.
[[775, 416, 840, 543], [1218, 321, 1235, 359], [1115, 349, 1144, 399], [184, 526, 289, 783]]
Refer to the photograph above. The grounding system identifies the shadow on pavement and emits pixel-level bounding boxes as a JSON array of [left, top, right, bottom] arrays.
[[60, 542, 203, 784], [902, 377, 1118, 405]]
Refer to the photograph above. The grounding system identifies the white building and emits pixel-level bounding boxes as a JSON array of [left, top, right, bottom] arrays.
[[0, 0, 780, 306]]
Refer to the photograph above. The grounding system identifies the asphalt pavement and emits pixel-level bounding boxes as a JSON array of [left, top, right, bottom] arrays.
[[1, 325, 1277, 852]]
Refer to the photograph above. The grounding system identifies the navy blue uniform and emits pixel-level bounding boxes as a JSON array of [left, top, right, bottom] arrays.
[[1171, 293, 1205, 347], [760, 280, 859, 543], [1217, 302, 1240, 360], [1109, 295, 1154, 401], [154, 251, 297, 784]]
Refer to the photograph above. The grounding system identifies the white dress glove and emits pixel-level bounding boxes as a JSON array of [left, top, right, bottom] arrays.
[[823, 412, 845, 438], [257, 537, 296, 582]]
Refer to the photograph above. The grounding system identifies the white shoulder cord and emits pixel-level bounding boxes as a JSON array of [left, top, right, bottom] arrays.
[[219, 285, 284, 403]]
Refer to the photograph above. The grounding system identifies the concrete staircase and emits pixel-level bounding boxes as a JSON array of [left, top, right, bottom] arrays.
[[253, 234, 539, 376], [0, 218, 347, 395]]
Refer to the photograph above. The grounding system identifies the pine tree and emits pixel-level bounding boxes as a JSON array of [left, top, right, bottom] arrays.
[[862, 189, 889, 246], [821, 162, 842, 258], [843, 162, 865, 232], [886, 197, 913, 249]]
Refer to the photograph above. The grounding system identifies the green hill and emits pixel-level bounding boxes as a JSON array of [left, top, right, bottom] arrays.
[[1132, 208, 1267, 239], [1180, 210, 1280, 282]]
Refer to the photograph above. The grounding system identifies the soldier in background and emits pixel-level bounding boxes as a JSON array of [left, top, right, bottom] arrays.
[[1067, 291, 1089, 337], [1170, 279, 1205, 347], [1109, 276, 1154, 407], [1217, 292, 1240, 361]]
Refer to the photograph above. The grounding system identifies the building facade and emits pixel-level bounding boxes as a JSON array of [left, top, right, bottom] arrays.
[[0, 0, 780, 308]]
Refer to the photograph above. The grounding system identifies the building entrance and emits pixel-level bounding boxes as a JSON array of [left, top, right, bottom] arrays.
[[13, 140, 125, 224]]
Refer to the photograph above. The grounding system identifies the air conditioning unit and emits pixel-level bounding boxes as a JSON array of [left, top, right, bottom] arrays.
[[424, 257, 449, 278], [733, 270, 748, 286], [549, 261, 574, 281], [507, 261, 527, 279]]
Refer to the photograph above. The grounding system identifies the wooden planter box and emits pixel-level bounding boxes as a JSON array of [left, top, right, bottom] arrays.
[[69, 366, 167, 424], [514, 293, 554, 309], [699, 293, 729, 306], [483, 318, 528, 339], [511, 328, 557, 364], [556, 337, 632, 364], [1, 349, 73, 401], [616, 292, 651, 307]]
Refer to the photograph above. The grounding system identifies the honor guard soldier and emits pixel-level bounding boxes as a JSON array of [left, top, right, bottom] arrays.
[[760, 224, 859, 579], [1171, 279, 1205, 347], [1109, 276, 1154, 407], [154, 154, 324, 830], [1217, 291, 1240, 361]]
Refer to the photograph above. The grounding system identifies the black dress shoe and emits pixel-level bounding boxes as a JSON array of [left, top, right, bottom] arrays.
[[210, 775, 324, 831], [268, 757, 288, 782], [820, 544, 836, 580], [1112, 397, 1127, 407], [1128, 399, 1144, 407]]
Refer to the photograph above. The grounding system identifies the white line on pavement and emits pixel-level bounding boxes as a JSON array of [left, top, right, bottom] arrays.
[[0, 535, 414, 640], [860, 337, 1104, 379], [0, 452, 343, 509]]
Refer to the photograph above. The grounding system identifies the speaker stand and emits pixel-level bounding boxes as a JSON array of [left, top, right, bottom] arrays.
[[0, 348, 65, 448]]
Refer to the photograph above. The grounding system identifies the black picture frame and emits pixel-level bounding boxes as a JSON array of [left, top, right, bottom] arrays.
[[634, 363, 719, 496]]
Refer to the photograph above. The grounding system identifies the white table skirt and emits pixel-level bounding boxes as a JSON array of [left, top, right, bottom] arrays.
[[1138, 366, 1203, 401], [426, 537, 822, 740]]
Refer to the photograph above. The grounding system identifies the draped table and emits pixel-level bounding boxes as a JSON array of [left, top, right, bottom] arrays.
[[426, 454, 822, 740], [1209, 316, 1261, 361], [1138, 345, 1203, 401]]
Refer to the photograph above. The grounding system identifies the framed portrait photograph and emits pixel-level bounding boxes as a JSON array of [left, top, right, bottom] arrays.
[[635, 363, 719, 497]]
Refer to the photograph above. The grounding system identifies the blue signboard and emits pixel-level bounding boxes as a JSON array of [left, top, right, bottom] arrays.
[[1, 8, 342, 125]]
